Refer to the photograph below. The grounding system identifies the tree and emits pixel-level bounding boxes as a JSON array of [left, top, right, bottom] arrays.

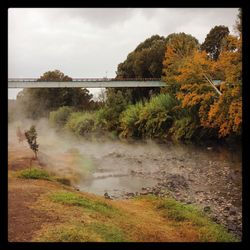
[[201, 25, 229, 60], [165, 30, 242, 138], [162, 32, 199, 95], [115, 35, 167, 103], [234, 8, 242, 34], [17, 70, 94, 119], [25, 125, 39, 159]]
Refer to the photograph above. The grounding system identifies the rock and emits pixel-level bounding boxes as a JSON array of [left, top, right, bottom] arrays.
[[228, 224, 237, 231], [130, 170, 136, 174], [203, 206, 211, 213], [229, 207, 237, 215], [104, 192, 111, 199], [126, 192, 135, 197]]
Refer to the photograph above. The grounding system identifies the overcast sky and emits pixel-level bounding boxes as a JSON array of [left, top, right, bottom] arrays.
[[8, 8, 239, 99]]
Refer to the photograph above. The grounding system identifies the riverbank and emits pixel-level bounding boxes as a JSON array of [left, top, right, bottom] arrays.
[[8, 142, 238, 242]]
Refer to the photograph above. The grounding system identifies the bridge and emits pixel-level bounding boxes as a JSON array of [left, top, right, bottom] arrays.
[[8, 78, 166, 88]]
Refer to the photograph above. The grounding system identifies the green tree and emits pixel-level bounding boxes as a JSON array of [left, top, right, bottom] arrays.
[[25, 125, 39, 159], [17, 70, 94, 119], [201, 25, 229, 60], [115, 35, 167, 103]]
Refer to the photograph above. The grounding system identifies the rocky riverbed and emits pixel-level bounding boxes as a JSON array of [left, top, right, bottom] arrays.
[[76, 141, 242, 239]]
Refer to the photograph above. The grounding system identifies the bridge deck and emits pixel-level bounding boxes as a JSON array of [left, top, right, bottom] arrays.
[[8, 78, 166, 88]]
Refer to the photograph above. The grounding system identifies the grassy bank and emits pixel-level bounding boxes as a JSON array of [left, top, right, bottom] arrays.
[[9, 165, 237, 242]]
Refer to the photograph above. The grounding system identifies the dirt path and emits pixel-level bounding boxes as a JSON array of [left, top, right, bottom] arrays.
[[8, 177, 59, 242]]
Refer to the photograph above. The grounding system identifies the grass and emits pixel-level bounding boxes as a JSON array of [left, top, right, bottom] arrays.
[[48, 191, 119, 216], [87, 222, 127, 242], [34, 222, 127, 242], [12, 167, 239, 242], [155, 197, 238, 242], [18, 167, 52, 181], [34, 223, 102, 242]]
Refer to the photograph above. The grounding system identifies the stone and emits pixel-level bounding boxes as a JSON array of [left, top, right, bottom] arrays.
[[104, 192, 111, 199], [229, 207, 237, 215], [126, 192, 135, 197], [203, 206, 211, 213]]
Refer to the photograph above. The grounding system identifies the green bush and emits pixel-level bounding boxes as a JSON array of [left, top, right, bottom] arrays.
[[96, 89, 131, 131], [137, 94, 177, 138], [49, 106, 73, 128], [170, 116, 199, 141], [65, 112, 96, 136], [119, 102, 143, 138]]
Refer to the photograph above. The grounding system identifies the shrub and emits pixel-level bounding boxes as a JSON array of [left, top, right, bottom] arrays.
[[170, 116, 199, 141], [65, 112, 96, 136], [119, 102, 143, 138], [137, 94, 177, 138], [49, 106, 73, 128], [96, 89, 131, 131]]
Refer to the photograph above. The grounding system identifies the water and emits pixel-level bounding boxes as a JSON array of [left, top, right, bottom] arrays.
[[72, 140, 241, 202], [79, 175, 158, 197]]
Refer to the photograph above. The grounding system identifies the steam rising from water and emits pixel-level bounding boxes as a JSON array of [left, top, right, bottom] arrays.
[[8, 117, 168, 185]]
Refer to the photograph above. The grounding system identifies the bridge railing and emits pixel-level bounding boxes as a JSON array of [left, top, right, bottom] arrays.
[[8, 78, 162, 82]]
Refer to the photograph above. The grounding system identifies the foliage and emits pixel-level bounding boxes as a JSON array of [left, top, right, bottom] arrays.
[[170, 116, 200, 141], [119, 102, 144, 138], [162, 32, 199, 92], [96, 89, 131, 131], [16, 70, 94, 119], [162, 24, 242, 139], [49, 106, 73, 128], [115, 35, 168, 103], [18, 167, 51, 180], [25, 125, 39, 159], [137, 94, 177, 138], [201, 25, 230, 60], [65, 112, 97, 136]]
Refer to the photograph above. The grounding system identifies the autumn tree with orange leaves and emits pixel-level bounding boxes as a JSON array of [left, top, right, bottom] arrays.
[[162, 11, 242, 139]]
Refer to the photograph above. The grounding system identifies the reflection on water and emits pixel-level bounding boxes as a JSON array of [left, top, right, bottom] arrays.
[[79, 175, 158, 196]]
